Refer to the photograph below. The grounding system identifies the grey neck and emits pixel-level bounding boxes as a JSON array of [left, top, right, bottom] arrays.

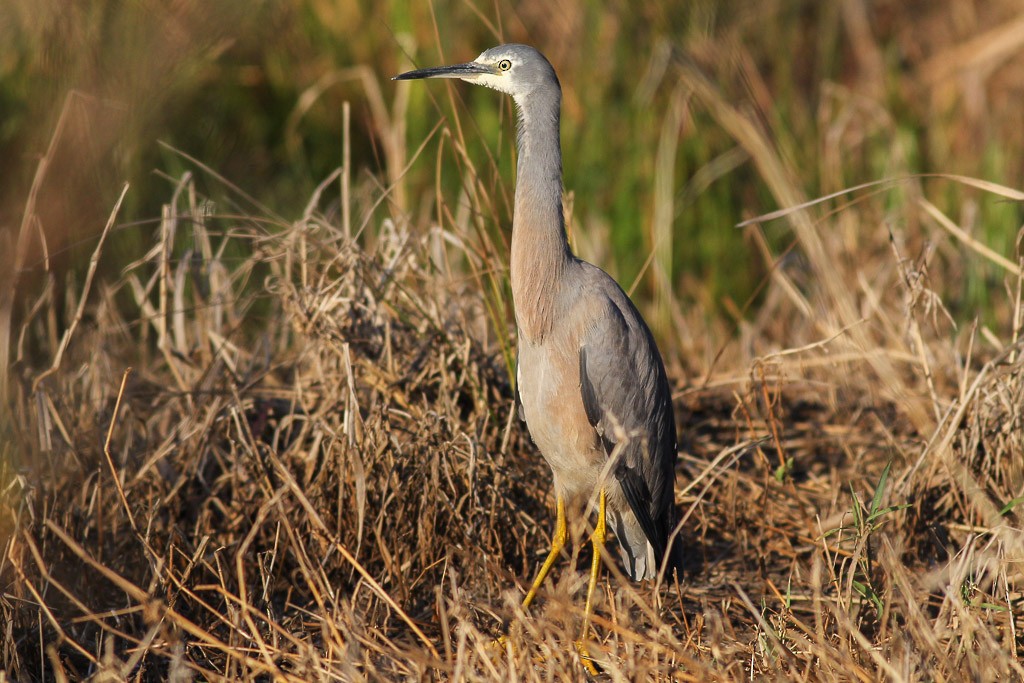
[[509, 86, 572, 343]]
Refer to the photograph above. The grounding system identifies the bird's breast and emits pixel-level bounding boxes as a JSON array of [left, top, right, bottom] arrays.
[[517, 339, 604, 498]]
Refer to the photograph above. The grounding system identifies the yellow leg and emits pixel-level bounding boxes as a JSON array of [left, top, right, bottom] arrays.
[[521, 495, 568, 610], [491, 497, 568, 657], [575, 489, 606, 675]]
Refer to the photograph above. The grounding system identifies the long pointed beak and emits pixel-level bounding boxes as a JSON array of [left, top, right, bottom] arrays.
[[392, 61, 494, 81]]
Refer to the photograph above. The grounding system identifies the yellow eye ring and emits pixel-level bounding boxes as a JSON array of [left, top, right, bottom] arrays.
[[497, 59, 512, 71]]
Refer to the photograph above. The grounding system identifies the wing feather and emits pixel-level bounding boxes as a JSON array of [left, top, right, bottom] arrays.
[[577, 287, 677, 568]]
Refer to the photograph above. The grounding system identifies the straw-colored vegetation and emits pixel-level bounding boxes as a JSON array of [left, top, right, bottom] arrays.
[[2, 1, 1023, 680]]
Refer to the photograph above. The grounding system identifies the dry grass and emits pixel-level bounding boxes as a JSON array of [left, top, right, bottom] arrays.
[[4, 15, 1024, 683]]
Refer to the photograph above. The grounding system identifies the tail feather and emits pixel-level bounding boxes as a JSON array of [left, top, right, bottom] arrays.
[[611, 507, 683, 581], [611, 510, 659, 580]]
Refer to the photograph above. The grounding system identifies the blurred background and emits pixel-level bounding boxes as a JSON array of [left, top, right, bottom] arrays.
[[2, 0, 1023, 341]]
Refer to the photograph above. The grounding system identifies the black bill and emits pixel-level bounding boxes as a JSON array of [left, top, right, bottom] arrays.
[[392, 62, 493, 81]]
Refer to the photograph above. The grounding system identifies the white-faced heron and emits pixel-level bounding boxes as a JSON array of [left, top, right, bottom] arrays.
[[394, 44, 681, 668]]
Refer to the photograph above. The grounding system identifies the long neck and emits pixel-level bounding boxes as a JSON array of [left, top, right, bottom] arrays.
[[509, 87, 571, 343]]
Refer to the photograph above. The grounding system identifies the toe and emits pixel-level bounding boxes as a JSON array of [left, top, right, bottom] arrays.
[[574, 639, 601, 676]]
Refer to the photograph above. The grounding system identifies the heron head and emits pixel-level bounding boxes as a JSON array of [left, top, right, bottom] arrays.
[[393, 44, 559, 100]]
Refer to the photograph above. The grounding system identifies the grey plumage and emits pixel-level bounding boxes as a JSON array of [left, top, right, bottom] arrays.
[[394, 44, 681, 584]]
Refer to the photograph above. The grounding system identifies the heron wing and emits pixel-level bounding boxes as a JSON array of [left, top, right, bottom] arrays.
[[577, 290, 676, 562]]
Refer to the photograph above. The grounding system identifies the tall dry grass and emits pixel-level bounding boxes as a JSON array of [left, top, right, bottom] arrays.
[[3, 2, 1024, 681]]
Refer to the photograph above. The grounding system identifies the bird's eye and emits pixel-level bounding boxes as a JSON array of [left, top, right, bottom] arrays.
[[497, 59, 512, 71]]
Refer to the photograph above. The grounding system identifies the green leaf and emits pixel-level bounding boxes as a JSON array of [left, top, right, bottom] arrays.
[[850, 485, 863, 530], [869, 461, 892, 517], [866, 503, 912, 524], [774, 457, 794, 483], [999, 495, 1024, 516], [852, 580, 884, 619], [973, 602, 1009, 612]]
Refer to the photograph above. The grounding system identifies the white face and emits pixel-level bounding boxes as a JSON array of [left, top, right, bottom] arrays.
[[462, 52, 520, 96]]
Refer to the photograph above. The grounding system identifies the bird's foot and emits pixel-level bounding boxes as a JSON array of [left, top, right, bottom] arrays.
[[489, 633, 532, 665], [490, 630, 600, 674], [574, 639, 601, 676], [488, 633, 512, 655]]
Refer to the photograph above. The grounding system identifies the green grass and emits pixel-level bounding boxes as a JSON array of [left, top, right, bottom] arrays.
[[4, 1, 1021, 329]]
